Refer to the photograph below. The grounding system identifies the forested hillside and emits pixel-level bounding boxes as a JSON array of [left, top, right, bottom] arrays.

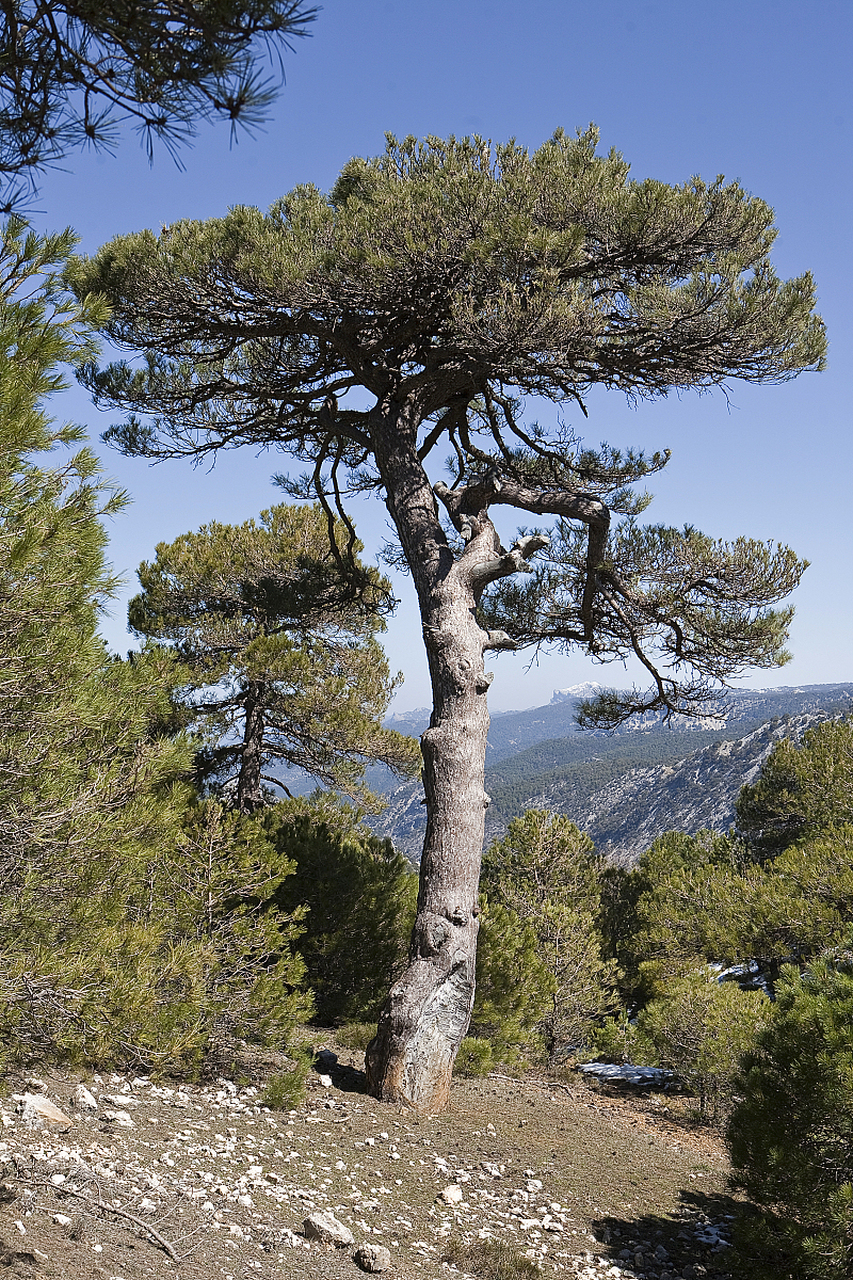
[[370, 684, 853, 861]]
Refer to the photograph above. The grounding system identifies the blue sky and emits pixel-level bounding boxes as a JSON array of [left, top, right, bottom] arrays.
[[33, 0, 852, 711]]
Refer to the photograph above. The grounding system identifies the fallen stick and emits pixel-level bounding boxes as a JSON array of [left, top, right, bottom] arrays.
[[39, 1181, 179, 1261]]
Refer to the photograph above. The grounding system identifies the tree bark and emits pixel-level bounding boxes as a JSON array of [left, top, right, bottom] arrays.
[[365, 407, 499, 1112], [237, 681, 266, 813]]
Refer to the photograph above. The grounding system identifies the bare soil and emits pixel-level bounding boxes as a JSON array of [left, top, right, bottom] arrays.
[[0, 1037, 738, 1280]]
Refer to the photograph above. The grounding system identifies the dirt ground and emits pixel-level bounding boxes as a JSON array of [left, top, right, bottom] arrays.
[[0, 1038, 737, 1280]]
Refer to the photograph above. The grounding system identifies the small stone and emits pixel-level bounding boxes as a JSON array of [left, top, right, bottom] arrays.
[[20, 1093, 72, 1129], [53, 1213, 73, 1227], [303, 1210, 355, 1247], [73, 1080, 97, 1111], [13, 1220, 25, 1236], [439, 1185, 463, 1205], [103, 1109, 135, 1128], [318, 1074, 333, 1088], [354, 1241, 392, 1272]]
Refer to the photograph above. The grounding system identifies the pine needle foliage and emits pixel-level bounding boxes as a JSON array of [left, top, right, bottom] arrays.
[[262, 798, 417, 1024], [0, 0, 317, 213], [476, 810, 618, 1063], [727, 950, 853, 1280], [0, 221, 310, 1073], [128, 504, 421, 813], [68, 126, 825, 727], [736, 716, 853, 860]]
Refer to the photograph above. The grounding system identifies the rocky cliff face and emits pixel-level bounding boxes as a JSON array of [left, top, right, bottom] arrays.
[[530, 714, 820, 864], [371, 684, 853, 865]]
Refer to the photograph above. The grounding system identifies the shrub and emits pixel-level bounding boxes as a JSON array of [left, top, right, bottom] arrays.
[[262, 1049, 313, 1109], [0, 799, 312, 1073], [453, 1037, 499, 1077], [638, 972, 769, 1120], [335, 1022, 376, 1052], [477, 811, 618, 1064], [470, 900, 553, 1066], [264, 799, 416, 1024], [727, 950, 853, 1279], [443, 1236, 541, 1279]]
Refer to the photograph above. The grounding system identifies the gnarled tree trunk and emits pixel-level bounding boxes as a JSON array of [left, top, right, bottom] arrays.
[[365, 408, 523, 1111]]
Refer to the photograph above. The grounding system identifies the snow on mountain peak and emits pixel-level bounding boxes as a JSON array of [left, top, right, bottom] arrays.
[[550, 682, 606, 703]]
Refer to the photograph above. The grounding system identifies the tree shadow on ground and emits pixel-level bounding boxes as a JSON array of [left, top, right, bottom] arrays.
[[590, 1188, 741, 1279], [313, 1047, 368, 1094]]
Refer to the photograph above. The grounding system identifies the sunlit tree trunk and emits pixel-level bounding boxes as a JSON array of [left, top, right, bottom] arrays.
[[365, 409, 499, 1111]]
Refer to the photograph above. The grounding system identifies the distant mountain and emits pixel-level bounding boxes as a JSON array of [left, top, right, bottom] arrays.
[[369, 683, 853, 863]]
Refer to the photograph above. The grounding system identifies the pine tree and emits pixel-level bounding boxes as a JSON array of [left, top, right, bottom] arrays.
[[68, 129, 825, 1109], [129, 505, 420, 813], [727, 950, 853, 1280], [736, 717, 853, 859], [263, 798, 417, 1024], [0, 0, 316, 212], [0, 217, 189, 888], [478, 810, 618, 1061]]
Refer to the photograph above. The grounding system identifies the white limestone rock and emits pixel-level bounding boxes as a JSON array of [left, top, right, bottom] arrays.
[[303, 1210, 355, 1247], [73, 1083, 98, 1111], [439, 1184, 464, 1204], [19, 1093, 72, 1130]]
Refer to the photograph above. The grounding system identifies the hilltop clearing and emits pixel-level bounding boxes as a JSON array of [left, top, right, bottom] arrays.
[[0, 1039, 733, 1280]]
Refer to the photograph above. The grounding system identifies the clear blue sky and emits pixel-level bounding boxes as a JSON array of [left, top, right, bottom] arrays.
[[33, 0, 852, 711]]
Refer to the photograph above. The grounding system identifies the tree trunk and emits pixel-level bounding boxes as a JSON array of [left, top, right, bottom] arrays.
[[365, 409, 496, 1112], [237, 681, 266, 813]]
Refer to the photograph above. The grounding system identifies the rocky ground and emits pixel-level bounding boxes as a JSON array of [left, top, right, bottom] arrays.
[[0, 1038, 738, 1280]]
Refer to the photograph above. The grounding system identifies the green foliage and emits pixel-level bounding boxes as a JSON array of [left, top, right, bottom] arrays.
[[0, 218, 189, 879], [335, 1022, 377, 1052], [453, 1037, 500, 1078], [587, 1010, 654, 1067], [607, 824, 853, 1003], [262, 1048, 313, 1109], [476, 811, 618, 1062], [727, 951, 853, 1279], [263, 798, 417, 1024], [471, 900, 553, 1066], [71, 128, 824, 724], [637, 973, 769, 1120], [0, 0, 316, 212], [148, 799, 312, 1051], [129, 504, 420, 813], [736, 717, 853, 860], [0, 800, 312, 1072], [603, 830, 747, 999]]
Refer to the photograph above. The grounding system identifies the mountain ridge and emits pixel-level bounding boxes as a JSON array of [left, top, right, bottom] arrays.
[[370, 682, 853, 863]]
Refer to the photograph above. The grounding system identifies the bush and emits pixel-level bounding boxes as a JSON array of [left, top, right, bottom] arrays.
[[727, 950, 853, 1279], [0, 799, 312, 1073], [477, 811, 618, 1064], [262, 1048, 313, 1109], [453, 1037, 499, 1077], [263, 799, 416, 1024], [442, 1236, 541, 1279], [587, 1010, 655, 1066], [638, 972, 769, 1120], [335, 1022, 376, 1052], [470, 900, 553, 1067]]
